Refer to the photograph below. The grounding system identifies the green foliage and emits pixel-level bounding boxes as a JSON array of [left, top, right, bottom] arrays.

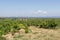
[[0, 18, 60, 38], [39, 20, 57, 29], [24, 25, 29, 33], [18, 24, 25, 29], [0, 18, 29, 36], [27, 18, 58, 29]]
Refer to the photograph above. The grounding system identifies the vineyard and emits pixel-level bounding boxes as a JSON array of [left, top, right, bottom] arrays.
[[0, 18, 60, 40]]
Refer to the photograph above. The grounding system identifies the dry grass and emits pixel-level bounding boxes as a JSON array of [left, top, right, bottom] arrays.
[[2, 26, 60, 40]]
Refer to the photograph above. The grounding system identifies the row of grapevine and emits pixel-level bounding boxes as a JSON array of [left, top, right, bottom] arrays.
[[0, 18, 29, 38], [0, 18, 60, 39]]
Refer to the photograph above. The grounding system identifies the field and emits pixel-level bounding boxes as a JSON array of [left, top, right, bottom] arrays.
[[0, 18, 60, 40]]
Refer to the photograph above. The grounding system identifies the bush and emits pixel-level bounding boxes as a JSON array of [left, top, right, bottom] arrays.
[[47, 20, 57, 29], [39, 20, 57, 29]]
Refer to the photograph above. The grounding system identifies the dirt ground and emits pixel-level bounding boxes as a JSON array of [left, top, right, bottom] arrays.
[[2, 26, 60, 40]]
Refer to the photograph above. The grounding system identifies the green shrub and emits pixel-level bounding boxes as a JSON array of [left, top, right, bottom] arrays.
[[47, 20, 57, 29], [39, 20, 57, 29]]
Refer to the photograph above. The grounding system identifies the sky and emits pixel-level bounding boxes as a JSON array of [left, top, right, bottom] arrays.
[[0, 0, 60, 17]]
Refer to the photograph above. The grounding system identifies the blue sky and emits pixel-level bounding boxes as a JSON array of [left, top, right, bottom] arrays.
[[0, 0, 60, 17]]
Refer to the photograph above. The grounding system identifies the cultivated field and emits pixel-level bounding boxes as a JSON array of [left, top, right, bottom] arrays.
[[0, 18, 60, 40]]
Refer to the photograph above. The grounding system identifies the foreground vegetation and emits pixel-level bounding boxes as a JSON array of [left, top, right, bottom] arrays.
[[12, 26, 60, 40], [0, 18, 60, 40]]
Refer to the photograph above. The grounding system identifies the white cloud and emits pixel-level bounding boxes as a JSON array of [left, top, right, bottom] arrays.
[[43, 11, 47, 14], [34, 10, 47, 14], [37, 10, 42, 13]]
